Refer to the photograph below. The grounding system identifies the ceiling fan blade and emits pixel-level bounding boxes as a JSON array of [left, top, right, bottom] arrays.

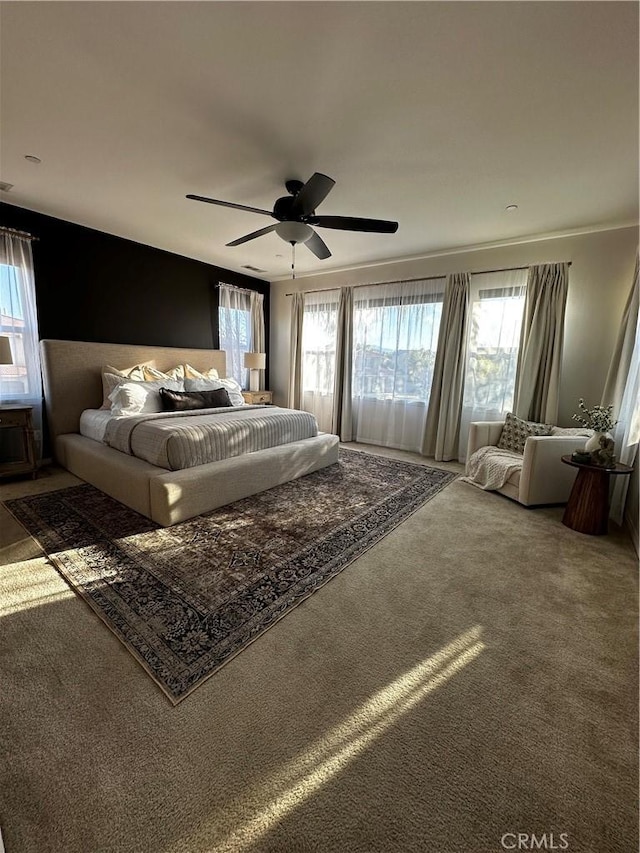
[[305, 229, 332, 260], [186, 194, 272, 217], [226, 224, 278, 247], [290, 173, 336, 217], [310, 215, 399, 233]]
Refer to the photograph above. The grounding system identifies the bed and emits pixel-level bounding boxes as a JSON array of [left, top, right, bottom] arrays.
[[40, 339, 339, 526]]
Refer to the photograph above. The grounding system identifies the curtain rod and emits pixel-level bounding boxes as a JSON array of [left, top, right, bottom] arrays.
[[0, 225, 38, 241], [217, 282, 260, 296], [285, 262, 572, 296]]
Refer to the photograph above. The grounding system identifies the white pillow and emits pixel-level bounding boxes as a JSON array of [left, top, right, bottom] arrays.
[[550, 426, 593, 436], [109, 379, 183, 417], [100, 362, 155, 409], [184, 363, 219, 381], [184, 376, 245, 407]]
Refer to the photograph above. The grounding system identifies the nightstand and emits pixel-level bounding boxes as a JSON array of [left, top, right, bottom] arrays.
[[0, 405, 38, 480], [241, 390, 273, 405]]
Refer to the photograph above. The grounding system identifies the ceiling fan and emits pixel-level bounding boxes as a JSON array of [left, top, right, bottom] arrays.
[[186, 172, 399, 260]]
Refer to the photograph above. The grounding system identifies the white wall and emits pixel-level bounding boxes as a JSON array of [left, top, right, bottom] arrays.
[[270, 226, 638, 428]]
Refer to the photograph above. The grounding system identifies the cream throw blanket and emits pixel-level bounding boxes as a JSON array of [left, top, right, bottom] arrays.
[[462, 445, 523, 491]]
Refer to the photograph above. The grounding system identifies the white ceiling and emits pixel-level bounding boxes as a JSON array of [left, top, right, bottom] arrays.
[[1, 1, 638, 280]]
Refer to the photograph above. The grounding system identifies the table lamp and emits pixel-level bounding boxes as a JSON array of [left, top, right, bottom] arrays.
[[244, 352, 266, 392]]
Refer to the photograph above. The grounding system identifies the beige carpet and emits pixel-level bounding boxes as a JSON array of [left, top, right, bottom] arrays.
[[0, 447, 637, 853]]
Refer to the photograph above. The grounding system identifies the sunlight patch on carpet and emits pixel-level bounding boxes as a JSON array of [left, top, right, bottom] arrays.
[[0, 561, 74, 617], [200, 627, 486, 852]]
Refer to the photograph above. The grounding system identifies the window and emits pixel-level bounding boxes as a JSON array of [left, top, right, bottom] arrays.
[[351, 279, 445, 450], [218, 284, 265, 388], [459, 269, 528, 459], [301, 291, 340, 433], [352, 290, 443, 403], [0, 231, 43, 456], [298, 279, 445, 448], [0, 263, 30, 397], [219, 303, 251, 386]]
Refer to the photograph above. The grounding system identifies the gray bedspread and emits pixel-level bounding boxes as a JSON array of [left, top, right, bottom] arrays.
[[104, 405, 319, 470]]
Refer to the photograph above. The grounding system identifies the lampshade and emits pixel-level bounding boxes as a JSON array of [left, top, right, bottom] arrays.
[[244, 352, 266, 370], [275, 221, 313, 245], [0, 336, 13, 365]]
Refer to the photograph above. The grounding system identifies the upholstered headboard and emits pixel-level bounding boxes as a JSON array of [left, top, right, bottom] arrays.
[[40, 339, 227, 440]]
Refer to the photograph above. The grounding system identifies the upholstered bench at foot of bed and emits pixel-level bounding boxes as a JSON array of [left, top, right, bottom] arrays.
[[56, 432, 340, 526]]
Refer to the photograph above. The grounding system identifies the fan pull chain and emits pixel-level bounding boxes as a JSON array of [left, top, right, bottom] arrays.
[[291, 241, 296, 279]]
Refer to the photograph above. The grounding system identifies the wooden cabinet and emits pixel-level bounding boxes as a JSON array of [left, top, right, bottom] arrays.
[[241, 390, 273, 405], [0, 405, 38, 480]]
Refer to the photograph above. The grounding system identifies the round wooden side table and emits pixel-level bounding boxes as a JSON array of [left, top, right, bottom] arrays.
[[561, 455, 633, 535]]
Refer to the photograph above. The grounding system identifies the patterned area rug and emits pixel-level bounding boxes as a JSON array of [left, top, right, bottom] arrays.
[[5, 449, 455, 703]]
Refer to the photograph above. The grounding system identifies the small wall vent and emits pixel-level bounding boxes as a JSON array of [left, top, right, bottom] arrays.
[[241, 265, 266, 273], [0, 181, 14, 192]]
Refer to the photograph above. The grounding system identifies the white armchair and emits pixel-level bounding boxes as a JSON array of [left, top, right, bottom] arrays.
[[466, 421, 592, 506]]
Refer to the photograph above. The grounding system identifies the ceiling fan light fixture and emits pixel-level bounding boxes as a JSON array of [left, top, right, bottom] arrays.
[[275, 221, 314, 245]]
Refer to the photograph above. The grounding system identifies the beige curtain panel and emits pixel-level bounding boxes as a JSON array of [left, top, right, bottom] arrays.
[[602, 251, 639, 413], [250, 291, 266, 391], [421, 272, 470, 461], [288, 292, 304, 409], [331, 287, 354, 441], [514, 263, 569, 424]]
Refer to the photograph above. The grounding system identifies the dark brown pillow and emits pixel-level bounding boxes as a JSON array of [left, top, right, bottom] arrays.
[[159, 387, 232, 412]]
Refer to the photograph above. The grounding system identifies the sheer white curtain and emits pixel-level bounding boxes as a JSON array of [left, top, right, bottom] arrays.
[[218, 284, 265, 388], [458, 269, 528, 460], [301, 290, 340, 433], [352, 278, 445, 451], [0, 230, 43, 456], [607, 252, 639, 524], [610, 318, 640, 524]]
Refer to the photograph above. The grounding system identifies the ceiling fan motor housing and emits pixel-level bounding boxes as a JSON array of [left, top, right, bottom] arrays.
[[273, 194, 309, 222]]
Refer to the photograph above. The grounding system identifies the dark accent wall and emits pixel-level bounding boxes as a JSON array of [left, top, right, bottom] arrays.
[[1, 203, 269, 458], [0, 202, 269, 353]]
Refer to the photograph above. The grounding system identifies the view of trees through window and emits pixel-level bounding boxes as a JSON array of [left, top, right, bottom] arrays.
[[463, 286, 526, 413], [301, 291, 445, 404], [352, 296, 443, 402], [0, 263, 28, 396]]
